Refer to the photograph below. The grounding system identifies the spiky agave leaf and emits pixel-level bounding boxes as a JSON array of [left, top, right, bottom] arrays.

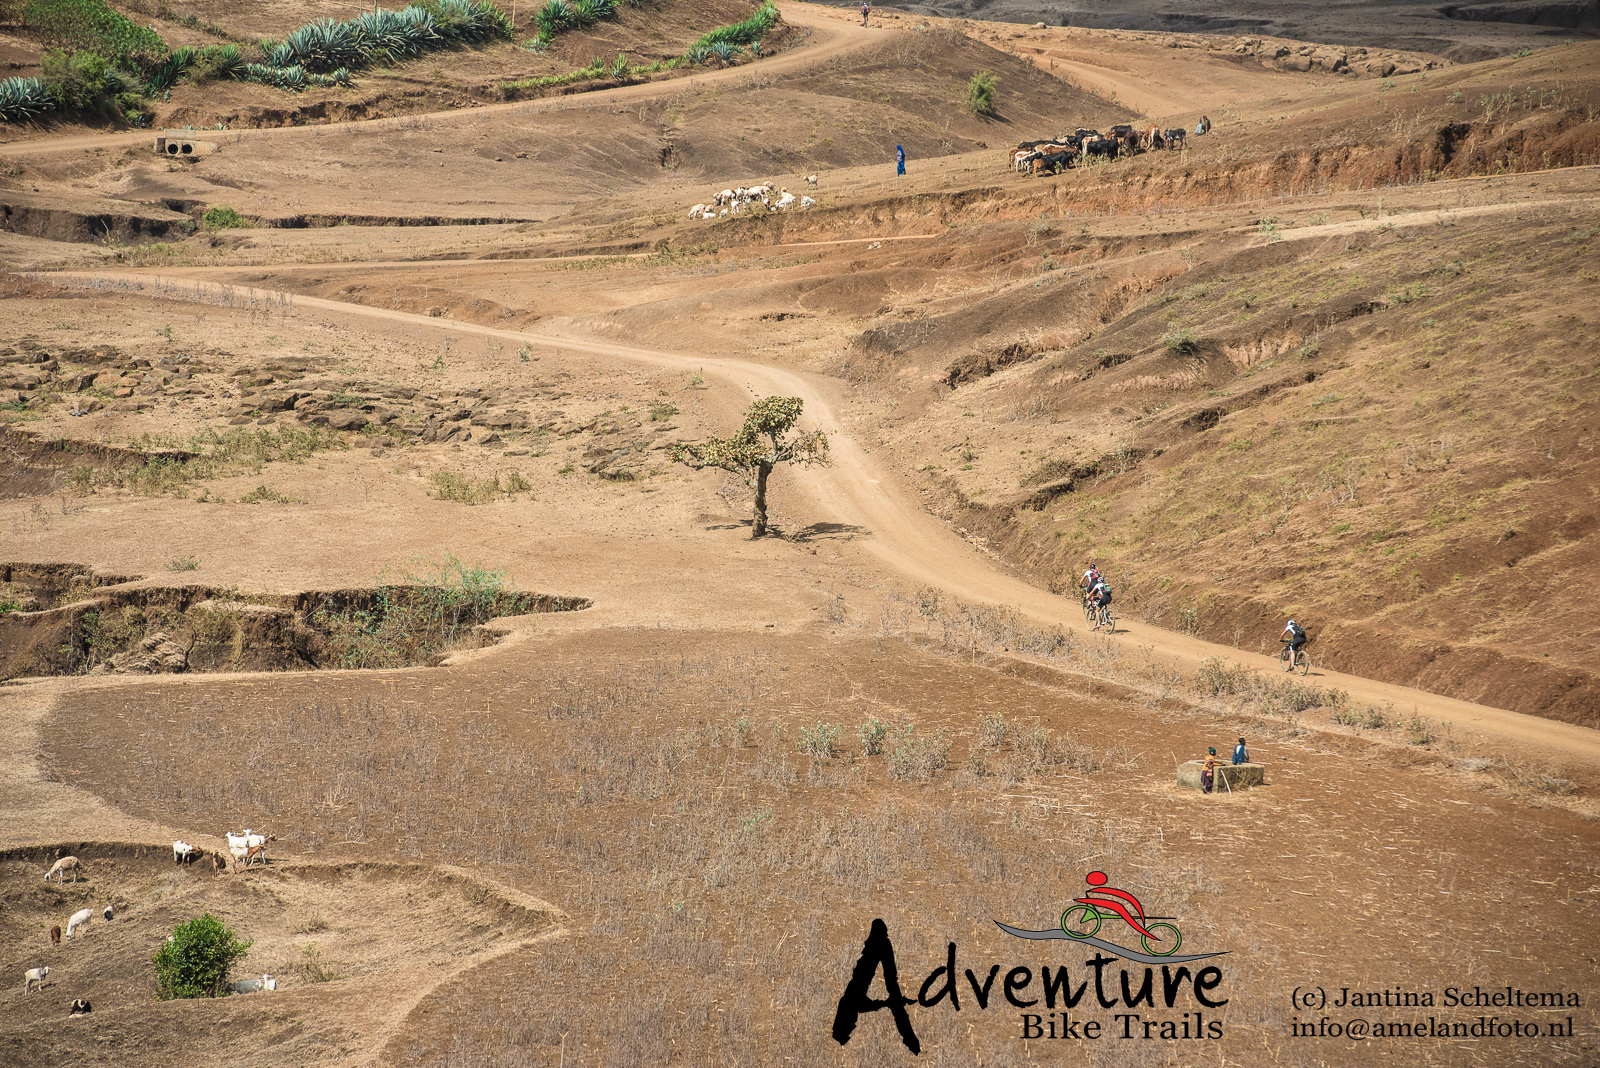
[[0, 77, 56, 122], [536, 0, 573, 34], [143, 46, 197, 95], [710, 41, 736, 62], [685, 43, 712, 65], [571, 0, 602, 26], [264, 41, 296, 68]]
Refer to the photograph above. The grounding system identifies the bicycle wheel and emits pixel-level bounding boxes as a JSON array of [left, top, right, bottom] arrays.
[[1082, 599, 1095, 625], [1140, 922, 1183, 957], [1279, 646, 1291, 671], [1102, 608, 1115, 634], [1061, 904, 1102, 939], [1297, 650, 1310, 676]]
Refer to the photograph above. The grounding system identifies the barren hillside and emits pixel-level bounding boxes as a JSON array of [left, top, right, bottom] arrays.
[[0, 4, 1597, 1066]]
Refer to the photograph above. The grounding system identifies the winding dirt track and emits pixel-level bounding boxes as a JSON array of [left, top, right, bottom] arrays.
[[46, 269, 1600, 769], [0, 5, 875, 161]]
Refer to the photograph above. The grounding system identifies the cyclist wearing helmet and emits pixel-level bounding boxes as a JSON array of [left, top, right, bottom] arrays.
[[1089, 578, 1113, 629], [1078, 564, 1101, 609], [1280, 619, 1307, 669]]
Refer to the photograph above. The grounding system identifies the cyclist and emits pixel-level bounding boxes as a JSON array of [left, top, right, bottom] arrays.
[[1279, 619, 1307, 671], [1078, 564, 1101, 611], [1073, 871, 1163, 943], [1089, 579, 1113, 630]]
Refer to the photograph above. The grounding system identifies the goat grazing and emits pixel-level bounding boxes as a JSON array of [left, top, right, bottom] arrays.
[[65, 907, 93, 940], [173, 840, 204, 866], [804, 173, 818, 186], [24, 967, 49, 993], [44, 856, 84, 883], [69, 998, 92, 1016], [50, 925, 61, 945]]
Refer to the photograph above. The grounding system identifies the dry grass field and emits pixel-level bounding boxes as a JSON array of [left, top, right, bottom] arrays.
[[1, 1, 1598, 1065]]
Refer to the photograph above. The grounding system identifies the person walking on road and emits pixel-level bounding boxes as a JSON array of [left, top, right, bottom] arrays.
[[896, 144, 906, 177], [861, 2, 870, 26]]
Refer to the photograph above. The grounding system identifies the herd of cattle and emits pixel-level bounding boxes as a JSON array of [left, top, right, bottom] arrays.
[[1011, 123, 1192, 176]]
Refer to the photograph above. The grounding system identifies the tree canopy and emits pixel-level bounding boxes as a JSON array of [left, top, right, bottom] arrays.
[[671, 395, 829, 537]]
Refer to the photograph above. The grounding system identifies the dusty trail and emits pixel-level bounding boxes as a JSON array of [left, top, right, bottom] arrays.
[[0, 4, 873, 162], [46, 268, 1600, 769]]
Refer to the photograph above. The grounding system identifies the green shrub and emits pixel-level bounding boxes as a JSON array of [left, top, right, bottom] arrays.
[[40, 49, 109, 111], [796, 721, 842, 759], [964, 71, 998, 116], [202, 205, 250, 229], [153, 914, 253, 999], [21, 0, 167, 65], [857, 717, 887, 756]]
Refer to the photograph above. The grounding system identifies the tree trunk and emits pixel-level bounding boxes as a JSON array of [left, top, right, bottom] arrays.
[[752, 461, 773, 537]]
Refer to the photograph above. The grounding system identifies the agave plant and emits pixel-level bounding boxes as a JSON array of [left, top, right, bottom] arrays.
[[307, 67, 354, 88], [0, 77, 56, 123], [710, 41, 737, 63], [263, 40, 297, 68], [283, 18, 367, 72], [685, 43, 712, 66], [537, 0, 573, 34], [244, 62, 310, 91], [608, 52, 630, 81], [204, 45, 248, 81], [571, 0, 602, 26], [590, 0, 617, 16], [143, 46, 197, 95]]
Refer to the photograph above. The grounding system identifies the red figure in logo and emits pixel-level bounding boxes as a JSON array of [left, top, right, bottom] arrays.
[[1074, 871, 1164, 942]]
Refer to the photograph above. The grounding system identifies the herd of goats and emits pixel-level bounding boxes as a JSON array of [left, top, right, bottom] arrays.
[[22, 837, 284, 1002], [1011, 121, 1197, 176]]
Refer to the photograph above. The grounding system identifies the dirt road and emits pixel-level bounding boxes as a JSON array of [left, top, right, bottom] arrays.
[[45, 267, 1600, 769], [0, 3, 876, 162]]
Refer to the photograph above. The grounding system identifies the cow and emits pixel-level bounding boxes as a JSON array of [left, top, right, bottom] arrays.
[[1082, 137, 1120, 160], [1031, 150, 1075, 176], [1163, 127, 1187, 149], [1074, 127, 1099, 140]]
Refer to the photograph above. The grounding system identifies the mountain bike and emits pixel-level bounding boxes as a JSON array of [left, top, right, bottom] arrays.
[[1279, 640, 1309, 675], [1094, 601, 1115, 634], [1061, 903, 1183, 956]]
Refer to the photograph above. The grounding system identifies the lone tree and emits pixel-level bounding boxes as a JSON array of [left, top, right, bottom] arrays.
[[153, 913, 253, 999], [671, 395, 829, 538]]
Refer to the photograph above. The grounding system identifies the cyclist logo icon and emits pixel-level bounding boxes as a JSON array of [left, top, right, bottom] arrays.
[[1061, 871, 1184, 956], [993, 870, 1227, 964]]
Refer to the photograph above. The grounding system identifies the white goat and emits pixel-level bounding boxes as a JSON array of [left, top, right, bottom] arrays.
[[800, 196, 817, 208], [804, 173, 818, 186], [775, 189, 796, 210], [24, 967, 49, 993], [65, 908, 93, 941], [687, 203, 707, 219], [173, 840, 203, 866], [712, 188, 734, 207], [232, 974, 278, 994], [44, 856, 85, 883]]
